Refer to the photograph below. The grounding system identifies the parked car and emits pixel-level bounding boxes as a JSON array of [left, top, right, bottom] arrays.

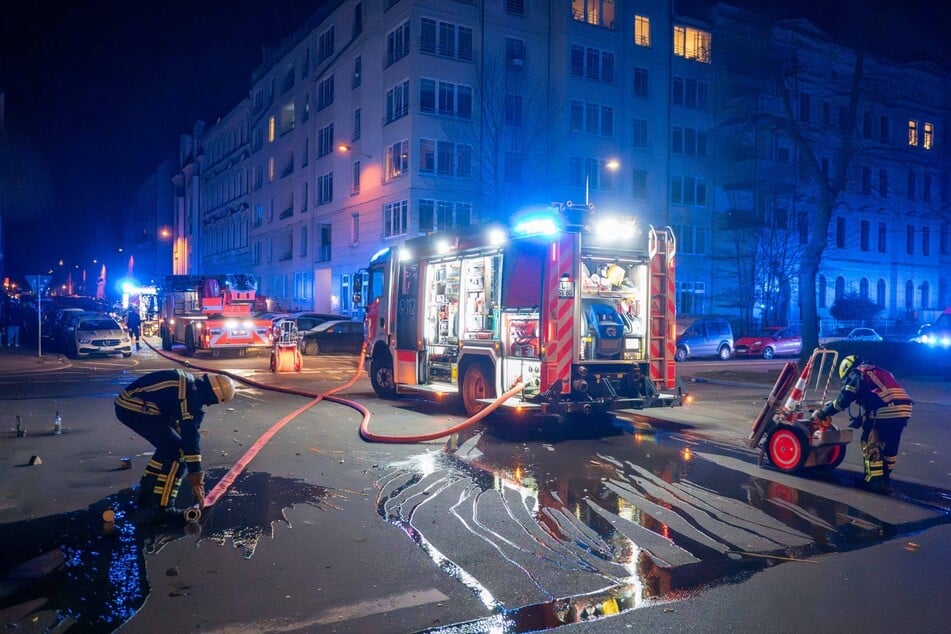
[[733, 327, 802, 359], [71, 316, 133, 358], [55, 310, 102, 353], [286, 312, 350, 333], [298, 319, 365, 356], [674, 317, 734, 361], [910, 307, 951, 347], [844, 327, 883, 342]]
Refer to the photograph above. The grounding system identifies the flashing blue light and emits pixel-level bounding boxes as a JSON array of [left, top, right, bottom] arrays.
[[512, 213, 562, 237], [369, 247, 391, 264]]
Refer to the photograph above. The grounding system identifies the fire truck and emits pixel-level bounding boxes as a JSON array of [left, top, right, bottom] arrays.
[[158, 274, 272, 355], [361, 204, 681, 417]]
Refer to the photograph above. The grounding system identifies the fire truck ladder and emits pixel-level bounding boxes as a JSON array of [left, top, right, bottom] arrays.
[[648, 226, 677, 391]]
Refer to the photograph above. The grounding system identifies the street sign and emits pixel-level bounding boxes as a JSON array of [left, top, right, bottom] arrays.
[[26, 274, 52, 294]]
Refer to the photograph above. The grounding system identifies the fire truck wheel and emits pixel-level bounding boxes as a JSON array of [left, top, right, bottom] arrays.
[[161, 331, 172, 351], [461, 363, 495, 417], [766, 427, 807, 472], [185, 328, 197, 355], [370, 353, 398, 399]]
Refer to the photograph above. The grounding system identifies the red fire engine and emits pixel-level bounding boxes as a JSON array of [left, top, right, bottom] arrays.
[[361, 204, 681, 416], [158, 274, 272, 355]]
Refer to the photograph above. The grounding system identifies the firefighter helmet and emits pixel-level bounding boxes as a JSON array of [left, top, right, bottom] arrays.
[[838, 355, 859, 380], [205, 374, 235, 403]]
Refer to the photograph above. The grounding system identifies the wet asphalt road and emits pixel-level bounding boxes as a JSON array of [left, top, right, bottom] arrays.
[[1, 342, 950, 632]]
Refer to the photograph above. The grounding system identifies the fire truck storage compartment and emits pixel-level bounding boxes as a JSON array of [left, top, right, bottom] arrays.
[[579, 252, 648, 362]]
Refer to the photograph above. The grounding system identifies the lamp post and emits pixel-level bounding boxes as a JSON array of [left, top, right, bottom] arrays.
[[585, 158, 620, 206]]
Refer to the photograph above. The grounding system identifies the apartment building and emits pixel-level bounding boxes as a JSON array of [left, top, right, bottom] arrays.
[[170, 0, 947, 330]]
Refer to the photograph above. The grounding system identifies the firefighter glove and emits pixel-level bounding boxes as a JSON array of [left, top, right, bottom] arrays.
[[187, 472, 206, 509]]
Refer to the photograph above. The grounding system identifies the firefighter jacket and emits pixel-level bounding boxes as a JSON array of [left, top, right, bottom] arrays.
[[820, 364, 913, 421], [115, 369, 209, 473]]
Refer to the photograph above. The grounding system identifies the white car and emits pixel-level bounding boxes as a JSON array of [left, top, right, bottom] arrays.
[[844, 327, 883, 342], [71, 316, 134, 358]]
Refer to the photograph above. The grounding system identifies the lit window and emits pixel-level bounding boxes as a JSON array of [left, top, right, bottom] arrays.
[[268, 116, 275, 142], [572, 0, 616, 29], [673, 25, 711, 63], [268, 157, 275, 182], [923, 122, 934, 150], [634, 15, 650, 47], [908, 120, 919, 146]]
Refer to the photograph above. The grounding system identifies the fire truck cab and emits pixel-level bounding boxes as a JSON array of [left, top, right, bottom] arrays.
[[361, 204, 681, 417]]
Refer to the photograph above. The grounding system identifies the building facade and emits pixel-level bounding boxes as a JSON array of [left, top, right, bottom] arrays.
[[170, 0, 948, 333]]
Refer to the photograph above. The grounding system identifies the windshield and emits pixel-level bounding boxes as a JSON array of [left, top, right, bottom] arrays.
[[79, 319, 119, 331]]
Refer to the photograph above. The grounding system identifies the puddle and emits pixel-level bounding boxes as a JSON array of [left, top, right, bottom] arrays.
[[0, 469, 343, 632], [377, 421, 951, 633]]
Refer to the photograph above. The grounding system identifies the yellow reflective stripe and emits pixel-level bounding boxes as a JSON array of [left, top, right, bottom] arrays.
[[158, 461, 181, 507], [183, 454, 201, 464]]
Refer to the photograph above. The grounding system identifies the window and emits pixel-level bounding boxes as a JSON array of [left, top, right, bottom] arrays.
[[943, 223, 951, 256], [924, 174, 932, 202], [570, 45, 614, 82], [317, 75, 334, 110], [386, 21, 410, 67], [634, 15, 650, 46], [420, 18, 473, 61], [572, 0, 616, 28], [420, 80, 472, 118], [672, 25, 711, 62], [253, 204, 264, 228], [350, 213, 359, 246], [908, 170, 915, 200], [818, 275, 826, 308], [506, 37, 526, 69], [906, 225, 914, 254], [294, 271, 313, 302], [316, 26, 335, 65], [300, 181, 308, 211], [923, 226, 930, 256], [905, 280, 914, 309], [835, 276, 845, 301], [383, 200, 408, 238], [879, 168, 888, 196], [880, 116, 889, 143], [422, 140, 473, 177], [569, 100, 614, 136], [633, 67, 648, 97], [860, 278, 869, 299], [384, 140, 409, 182], [317, 172, 333, 205], [836, 217, 845, 248], [299, 226, 308, 257], [877, 279, 886, 307], [672, 77, 708, 109], [268, 157, 275, 182], [385, 80, 410, 124], [677, 225, 708, 254], [505, 94, 523, 126], [633, 119, 647, 147], [670, 176, 706, 206], [351, 160, 361, 195], [506, 0, 524, 16], [268, 116, 276, 142], [353, 2, 363, 37], [798, 212, 808, 244], [878, 222, 887, 253], [352, 56, 362, 89], [671, 127, 707, 156], [923, 122, 934, 150], [908, 119, 919, 146], [317, 223, 332, 261], [317, 124, 334, 158], [799, 92, 811, 123], [419, 199, 472, 232], [860, 220, 870, 251], [632, 169, 647, 199], [352, 108, 361, 141], [861, 167, 871, 193]]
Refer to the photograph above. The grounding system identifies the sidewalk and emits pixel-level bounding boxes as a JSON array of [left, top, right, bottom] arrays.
[[0, 345, 71, 374]]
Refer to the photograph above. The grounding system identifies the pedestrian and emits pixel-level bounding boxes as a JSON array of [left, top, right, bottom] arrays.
[[114, 369, 235, 522], [125, 306, 142, 350], [2, 299, 21, 347], [812, 355, 913, 493]]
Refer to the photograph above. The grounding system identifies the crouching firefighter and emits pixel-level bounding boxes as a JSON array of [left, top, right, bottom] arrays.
[[115, 370, 235, 522], [812, 355, 913, 492]]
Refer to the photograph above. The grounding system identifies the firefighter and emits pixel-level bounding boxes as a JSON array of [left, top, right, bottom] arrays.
[[812, 355, 913, 492], [115, 370, 235, 522]]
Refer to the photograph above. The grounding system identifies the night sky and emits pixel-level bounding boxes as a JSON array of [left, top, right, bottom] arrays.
[[1, 0, 946, 281]]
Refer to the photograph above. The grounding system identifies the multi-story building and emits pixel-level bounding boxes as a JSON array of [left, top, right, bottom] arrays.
[[170, 0, 947, 332], [713, 5, 949, 332]]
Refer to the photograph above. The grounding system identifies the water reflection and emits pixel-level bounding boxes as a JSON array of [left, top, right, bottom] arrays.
[[0, 470, 344, 632], [378, 423, 951, 633]]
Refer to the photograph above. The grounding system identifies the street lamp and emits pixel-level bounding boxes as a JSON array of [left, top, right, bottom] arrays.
[[585, 158, 620, 206], [337, 144, 372, 159]]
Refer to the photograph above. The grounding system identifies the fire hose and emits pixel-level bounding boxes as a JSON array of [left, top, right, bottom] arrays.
[[145, 340, 522, 520]]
